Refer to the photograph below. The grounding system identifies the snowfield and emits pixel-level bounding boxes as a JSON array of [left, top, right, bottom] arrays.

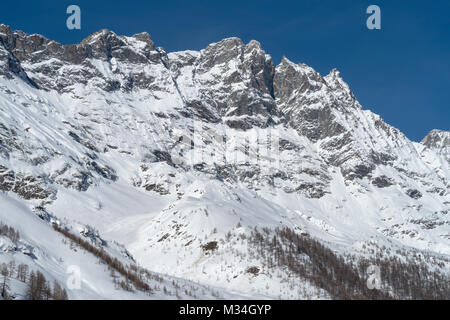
[[0, 25, 449, 299]]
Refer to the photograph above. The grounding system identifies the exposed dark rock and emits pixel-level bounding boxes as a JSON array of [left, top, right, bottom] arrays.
[[202, 241, 218, 253], [296, 183, 327, 199], [0, 165, 14, 192], [372, 176, 395, 188], [421, 130, 450, 149], [12, 174, 53, 200], [153, 150, 174, 166], [406, 189, 422, 200], [246, 266, 260, 275], [144, 183, 169, 195]]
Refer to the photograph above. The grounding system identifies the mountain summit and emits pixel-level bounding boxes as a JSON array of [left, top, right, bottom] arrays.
[[0, 26, 449, 299]]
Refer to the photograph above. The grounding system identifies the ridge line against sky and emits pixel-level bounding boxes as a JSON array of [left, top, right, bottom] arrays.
[[1, 0, 449, 142]]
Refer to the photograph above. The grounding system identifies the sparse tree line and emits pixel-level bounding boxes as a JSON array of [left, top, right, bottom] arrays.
[[0, 222, 20, 243], [1, 261, 68, 300], [246, 227, 450, 300], [1, 220, 205, 299], [0, 221, 68, 300], [52, 223, 151, 293], [53, 223, 206, 298], [356, 254, 450, 300]]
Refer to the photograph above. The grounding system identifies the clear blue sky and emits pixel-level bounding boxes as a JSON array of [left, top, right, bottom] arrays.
[[2, 0, 449, 141]]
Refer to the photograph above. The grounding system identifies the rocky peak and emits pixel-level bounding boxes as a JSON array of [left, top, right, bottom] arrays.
[[80, 29, 133, 61], [2, 26, 450, 298], [0, 27, 55, 62], [324, 68, 358, 107], [273, 57, 421, 182], [245, 39, 263, 51], [422, 129, 450, 149], [131, 32, 155, 50], [0, 24, 12, 37], [80, 29, 117, 44], [176, 36, 279, 128], [197, 37, 244, 70], [0, 26, 170, 92], [274, 57, 326, 101], [79, 29, 157, 61], [324, 68, 346, 91], [0, 36, 37, 87], [274, 57, 343, 142]]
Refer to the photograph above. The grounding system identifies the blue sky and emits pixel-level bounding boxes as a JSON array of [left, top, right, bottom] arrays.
[[1, 0, 449, 141]]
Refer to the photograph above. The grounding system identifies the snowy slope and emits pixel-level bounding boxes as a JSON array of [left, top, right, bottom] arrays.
[[0, 25, 449, 299]]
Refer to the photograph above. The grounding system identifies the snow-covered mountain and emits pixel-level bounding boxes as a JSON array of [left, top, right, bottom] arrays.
[[0, 25, 449, 299]]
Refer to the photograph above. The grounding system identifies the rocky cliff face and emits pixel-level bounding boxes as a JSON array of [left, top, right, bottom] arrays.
[[422, 130, 450, 150], [0, 25, 449, 299]]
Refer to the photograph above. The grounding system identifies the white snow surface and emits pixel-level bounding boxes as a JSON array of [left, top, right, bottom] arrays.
[[0, 27, 449, 299]]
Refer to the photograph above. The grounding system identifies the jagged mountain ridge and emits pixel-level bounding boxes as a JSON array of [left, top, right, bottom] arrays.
[[0, 25, 449, 299]]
